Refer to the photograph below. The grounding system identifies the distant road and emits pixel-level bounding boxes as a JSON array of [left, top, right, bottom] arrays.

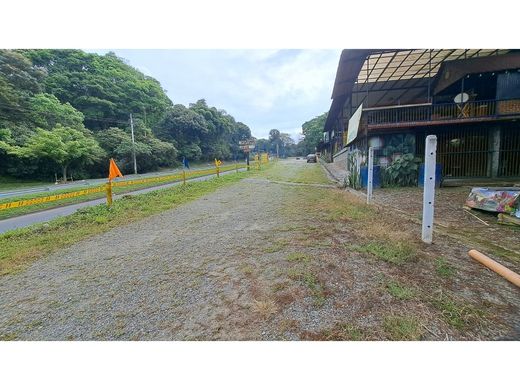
[[0, 162, 231, 199], [0, 168, 243, 234]]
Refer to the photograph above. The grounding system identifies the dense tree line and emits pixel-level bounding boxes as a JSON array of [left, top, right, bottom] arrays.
[[0, 49, 251, 182]]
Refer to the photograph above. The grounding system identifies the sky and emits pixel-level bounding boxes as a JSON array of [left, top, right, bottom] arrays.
[[92, 49, 341, 141]]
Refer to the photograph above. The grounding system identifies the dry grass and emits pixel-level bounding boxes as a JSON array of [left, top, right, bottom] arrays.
[[252, 299, 278, 320]]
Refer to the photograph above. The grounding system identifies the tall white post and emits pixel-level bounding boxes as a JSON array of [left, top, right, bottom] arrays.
[[367, 147, 374, 204], [422, 135, 437, 244], [130, 113, 137, 175]]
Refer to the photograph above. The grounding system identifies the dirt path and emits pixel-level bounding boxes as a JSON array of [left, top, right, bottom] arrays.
[[1, 159, 518, 340]]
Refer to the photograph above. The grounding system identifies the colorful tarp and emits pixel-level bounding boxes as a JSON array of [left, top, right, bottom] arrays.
[[465, 187, 520, 215]]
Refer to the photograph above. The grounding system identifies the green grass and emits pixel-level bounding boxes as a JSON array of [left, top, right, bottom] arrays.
[[383, 315, 423, 340], [0, 171, 249, 276], [348, 241, 417, 265], [0, 166, 241, 220], [319, 323, 365, 341], [385, 280, 415, 300], [288, 267, 326, 306], [431, 290, 485, 330], [259, 160, 331, 185], [435, 257, 456, 278], [0, 175, 50, 191], [287, 252, 312, 263]]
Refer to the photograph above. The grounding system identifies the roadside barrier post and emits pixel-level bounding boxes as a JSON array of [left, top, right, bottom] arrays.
[[367, 147, 374, 204], [106, 180, 113, 207], [215, 159, 221, 178], [235, 162, 238, 173], [421, 135, 437, 244], [182, 169, 186, 185]]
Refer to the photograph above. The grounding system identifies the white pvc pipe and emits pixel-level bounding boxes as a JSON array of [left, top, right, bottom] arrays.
[[367, 147, 374, 204], [421, 135, 437, 243]]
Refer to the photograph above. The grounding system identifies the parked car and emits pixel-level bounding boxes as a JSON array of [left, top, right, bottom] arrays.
[[306, 154, 317, 163]]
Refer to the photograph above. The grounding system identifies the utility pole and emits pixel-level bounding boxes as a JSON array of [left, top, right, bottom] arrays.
[[130, 113, 137, 175]]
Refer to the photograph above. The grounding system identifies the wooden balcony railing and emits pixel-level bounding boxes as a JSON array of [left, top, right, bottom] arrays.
[[365, 99, 520, 126]]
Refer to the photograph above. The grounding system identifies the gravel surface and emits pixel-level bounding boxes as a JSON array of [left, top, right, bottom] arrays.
[[0, 175, 292, 340]]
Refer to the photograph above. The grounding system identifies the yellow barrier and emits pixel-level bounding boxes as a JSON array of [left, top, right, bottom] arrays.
[[0, 186, 107, 211], [0, 164, 250, 212]]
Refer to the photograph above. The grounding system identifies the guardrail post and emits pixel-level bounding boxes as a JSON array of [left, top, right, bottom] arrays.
[[182, 169, 186, 184], [367, 147, 374, 204], [106, 180, 113, 207], [422, 135, 437, 244]]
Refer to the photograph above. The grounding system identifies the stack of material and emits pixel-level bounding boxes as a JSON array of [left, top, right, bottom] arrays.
[[465, 187, 520, 225]]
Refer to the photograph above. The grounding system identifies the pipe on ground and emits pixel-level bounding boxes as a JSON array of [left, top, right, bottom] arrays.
[[468, 249, 520, 288]]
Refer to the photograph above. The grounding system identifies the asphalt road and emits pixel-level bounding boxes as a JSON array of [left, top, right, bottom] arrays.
[[0, 162, 226, 199], [0, 168, 243, 234]]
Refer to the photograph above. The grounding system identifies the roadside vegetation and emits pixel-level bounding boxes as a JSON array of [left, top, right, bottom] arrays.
[[0, 171, 249, 275], [0, 164, 242, 220], [252, 162, 514, 340]]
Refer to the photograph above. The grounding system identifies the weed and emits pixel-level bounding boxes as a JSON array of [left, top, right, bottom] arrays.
[[348, 241, 416, 265], [240, 264, 254, 276], [431, 290, 484, 330], [0, 333, 18, 341], [435, 257, 455, 278], [288, 267, 326, 306], [386, 280, 415, 300], [383, 315, 423, 340], [322, 323, 364, 341], [264, 240, 288, 253], [287, 252, 311, 263], [252, 299, 278, 320]]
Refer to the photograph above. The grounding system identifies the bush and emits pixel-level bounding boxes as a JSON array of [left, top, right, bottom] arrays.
[[381, 153, 421, 187]]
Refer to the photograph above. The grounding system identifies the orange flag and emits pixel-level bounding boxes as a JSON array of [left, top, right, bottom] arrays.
[[108, 158, 123, 181]]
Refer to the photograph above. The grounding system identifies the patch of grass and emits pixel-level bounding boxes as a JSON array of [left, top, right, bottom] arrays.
[[264, 239, 289, 253], [435, 257, 455, 278], [0, 172, 250, 276], [320, 323, 365, 341], [257, 161, 330, 185], [240, 264, 254, 275], [348, 241, 417, 265], [288, 267, 326, 306], [0, 166, 241, 220], [0, 175, 49, 191], [287, 252, 311, 263], [431, 290, 485, 330], [0, 333, 18, 341], [385, 280, 415, 300], [383, 315, 423, 340]]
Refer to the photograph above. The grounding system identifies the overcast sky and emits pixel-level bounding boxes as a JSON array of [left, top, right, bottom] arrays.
[[92, 49, 341, 140]]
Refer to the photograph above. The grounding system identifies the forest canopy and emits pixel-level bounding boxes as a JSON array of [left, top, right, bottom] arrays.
[[0, 49, 252, 181]]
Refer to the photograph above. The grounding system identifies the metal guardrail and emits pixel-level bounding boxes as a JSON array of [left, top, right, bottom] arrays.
[[0, 163, 250, 211]]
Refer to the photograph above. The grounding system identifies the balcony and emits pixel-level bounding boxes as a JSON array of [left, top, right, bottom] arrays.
[[365, 98, 520, 129]]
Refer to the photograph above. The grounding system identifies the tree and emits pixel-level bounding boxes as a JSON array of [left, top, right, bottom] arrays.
[[301, 112, 327, 155], [12, 125, 105, 181], [269, 129, 281, 157], [22, 49, 173, 131], [28, 93, 85, 130]]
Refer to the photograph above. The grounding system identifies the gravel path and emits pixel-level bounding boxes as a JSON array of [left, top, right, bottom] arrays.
[[0, 175, 291, 340]]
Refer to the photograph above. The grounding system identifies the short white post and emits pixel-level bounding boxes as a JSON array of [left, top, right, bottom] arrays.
[[421, 135, 437, 244], [367, 147, 374, 204]]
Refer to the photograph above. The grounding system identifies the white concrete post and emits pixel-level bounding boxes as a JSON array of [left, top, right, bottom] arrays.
[[421, 135, 437, 244], [367, 147, 374, 204]]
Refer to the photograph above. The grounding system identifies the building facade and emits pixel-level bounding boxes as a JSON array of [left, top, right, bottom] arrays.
[[322, 49, 520, 182]]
